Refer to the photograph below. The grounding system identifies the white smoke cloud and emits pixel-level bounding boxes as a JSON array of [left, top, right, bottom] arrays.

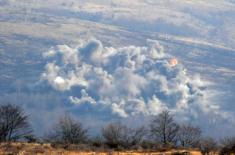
[[41, 38, 230, 121], [69, 89, 97, 105]]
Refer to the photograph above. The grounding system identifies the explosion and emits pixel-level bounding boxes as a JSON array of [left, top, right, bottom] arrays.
[[169, 58, 178, 67], [41, 38, 223, 120]]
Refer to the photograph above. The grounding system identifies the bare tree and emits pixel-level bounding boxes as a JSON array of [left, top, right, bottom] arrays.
[[46, 115, 88, 144], [150, 110, 179, 146], [199, 137, 217, 155], [177, 124, 201, 148], [0, 103, 32, 142], [219, 137, 235, 155], [102, 122, 146, 149]]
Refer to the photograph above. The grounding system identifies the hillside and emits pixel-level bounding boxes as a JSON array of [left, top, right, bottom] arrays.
[[0, 0, 235, 137]]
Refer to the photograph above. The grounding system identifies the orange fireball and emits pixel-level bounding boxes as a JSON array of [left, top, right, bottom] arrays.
[[169, 58, 178, 66]]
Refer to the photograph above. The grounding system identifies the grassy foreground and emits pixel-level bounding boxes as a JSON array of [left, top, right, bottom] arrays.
[[0, 143, 202, 155]]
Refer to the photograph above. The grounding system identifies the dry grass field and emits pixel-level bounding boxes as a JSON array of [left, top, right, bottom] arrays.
[[0, 143, 203, 155]]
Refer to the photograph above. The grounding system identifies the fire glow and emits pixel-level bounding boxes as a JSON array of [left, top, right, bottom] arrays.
[[169, 58, 178, 67]]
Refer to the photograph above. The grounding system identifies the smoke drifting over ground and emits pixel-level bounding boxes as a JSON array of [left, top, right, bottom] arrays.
[[41, 38, 230, 122]]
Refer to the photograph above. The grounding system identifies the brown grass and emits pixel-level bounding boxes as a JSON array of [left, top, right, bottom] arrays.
[[0, 143, 202, 155]]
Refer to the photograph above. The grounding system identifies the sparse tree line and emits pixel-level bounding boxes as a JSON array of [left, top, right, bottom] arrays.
[[0, 103, 235, 154]]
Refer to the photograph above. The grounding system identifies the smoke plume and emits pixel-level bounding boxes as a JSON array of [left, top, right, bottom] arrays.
[[41, 38, 229, 121]]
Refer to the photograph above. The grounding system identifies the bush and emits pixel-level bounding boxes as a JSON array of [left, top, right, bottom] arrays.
[[199, 137, 217, 155], [45, 115, 88, 145], [24, 134, 38, 143], [219, 137, 235, 155], [102, 122, 146, 149], [172, 151, 191, 155]]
